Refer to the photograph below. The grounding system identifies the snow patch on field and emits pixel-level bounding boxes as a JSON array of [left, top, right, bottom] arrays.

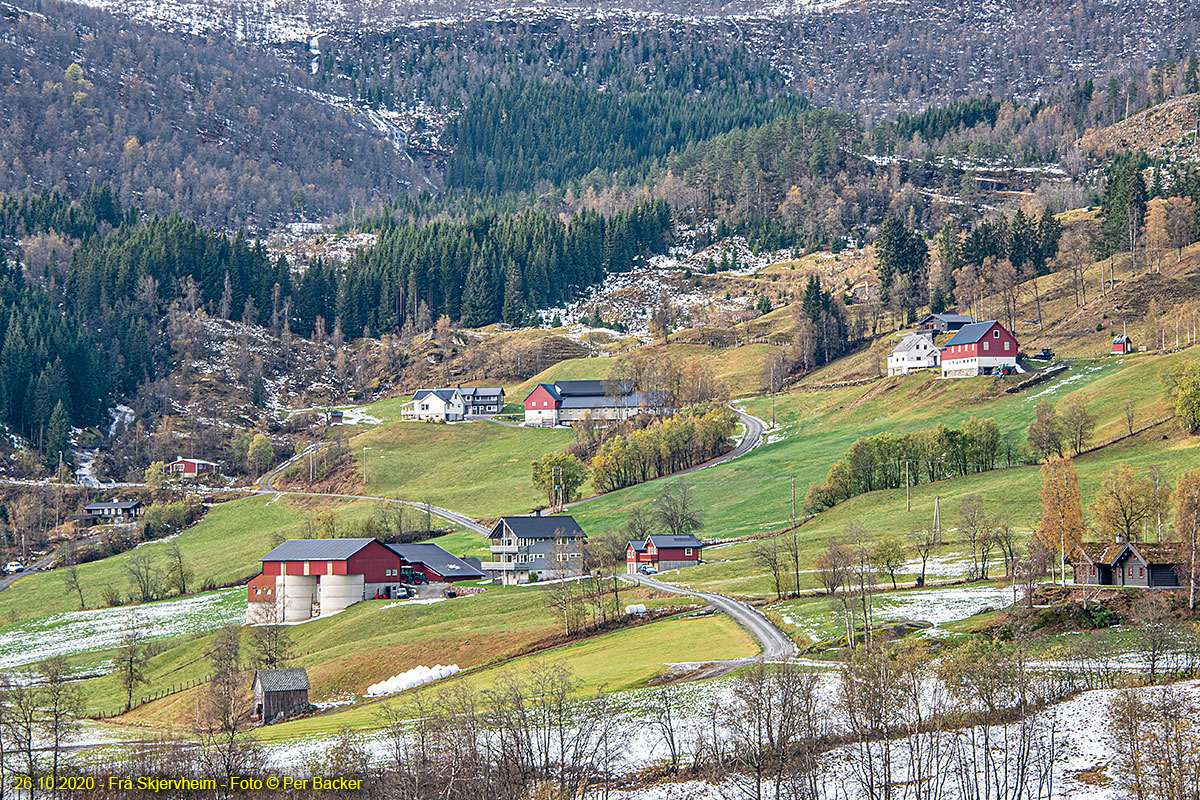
[[872, 584, 1014, 634], [0, 589, 245, 671], [365, 664, 460, 696], [379, 598, 445, 609]]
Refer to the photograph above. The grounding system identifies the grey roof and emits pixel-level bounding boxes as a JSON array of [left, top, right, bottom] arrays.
[[554, 379, 610, 396], [892, 333, 936, 354], [260, 538, 376, 562], [1113, 333, 1131, 343], [944, 321, 1004, 347], [921, 313, 974, 324], [84, 501, 142, 511], [256, 668, 309, 692], [646, 534, 703, 549], [387, 542, 486, 580], [628, 540, 647, 552], [489, 515, 586, 540], [412, 388, 461, 404], [459, 386, 504, 400]]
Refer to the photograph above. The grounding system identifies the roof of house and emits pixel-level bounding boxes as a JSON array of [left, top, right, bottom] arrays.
[[172, 457, 218, 466], [554, 379, 610, 396], [1130, 542, 1185, 564], [943, 320, 1007, 348], [458, 386, 504, 399], [259, 538, 377, 562], [921, 313, 975, 324], [84, 501, 143, 511], [646, 534, 703, 549], [387, 542, 487, 579], [1113, 334, 1132, 344], [891, 333, 937, 354], [255, 668, 310, 692], [490, 515, 586, 540], [628, 540, 647, 552], [1076, 542, 1129, 565], [412, 388, 461, 405], [1077, 541, 1185, 566]]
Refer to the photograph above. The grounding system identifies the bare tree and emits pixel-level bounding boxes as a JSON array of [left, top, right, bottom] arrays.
[[62, 563, 85, 610], [655, 480, 703, 538], [750, 537, 784, 600], [166, 542, 192, 596], [124, 551, 159, 602], [116, 615, 152, 712]]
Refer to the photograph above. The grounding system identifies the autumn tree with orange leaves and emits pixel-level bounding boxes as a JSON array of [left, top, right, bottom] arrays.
[[1037, 455, 1085, 586]]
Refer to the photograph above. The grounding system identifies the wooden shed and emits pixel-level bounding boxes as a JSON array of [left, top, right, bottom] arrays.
[[253, 668, 310, 724]]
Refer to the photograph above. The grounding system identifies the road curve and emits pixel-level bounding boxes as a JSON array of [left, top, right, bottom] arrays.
[[564, 407, 765, 510], [625, 573, 796, 660]]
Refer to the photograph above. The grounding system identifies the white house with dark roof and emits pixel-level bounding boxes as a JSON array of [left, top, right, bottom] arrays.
[[483, 514, 587, 585], [401, 388, 465, 421], [887, 333, 940, 376]]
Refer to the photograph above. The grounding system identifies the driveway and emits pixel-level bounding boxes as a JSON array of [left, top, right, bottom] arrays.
[[625, 573, 795, 660]]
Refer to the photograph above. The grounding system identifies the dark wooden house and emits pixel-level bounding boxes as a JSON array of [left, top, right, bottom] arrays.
[[1074, 542, 1185, 588], [253, 668, 310, 724]]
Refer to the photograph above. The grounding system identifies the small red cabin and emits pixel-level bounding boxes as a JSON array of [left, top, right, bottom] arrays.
[[168, 457, 218, 476], [1112, 333, 1133, 354]]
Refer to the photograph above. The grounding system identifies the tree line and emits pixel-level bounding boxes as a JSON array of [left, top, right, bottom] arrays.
[[805, 417, 1005, 515]]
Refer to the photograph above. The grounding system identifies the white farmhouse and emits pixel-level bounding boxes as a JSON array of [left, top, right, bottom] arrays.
[[887, 333, 940, 377], [401, 388, 465, 421]]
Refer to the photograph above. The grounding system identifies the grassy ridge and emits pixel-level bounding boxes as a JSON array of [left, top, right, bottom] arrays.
[[570, 348, 1198, 597]]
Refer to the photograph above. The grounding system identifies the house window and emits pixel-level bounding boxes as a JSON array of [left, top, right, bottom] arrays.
[[993, 330, 999, 338], [1139, 567, 1144, 577], [685, 548, 693, 556], [983, 342, 989, 352], [1090, 566, 1096, 576]]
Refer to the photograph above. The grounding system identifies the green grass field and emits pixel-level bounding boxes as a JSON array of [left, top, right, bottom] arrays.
[[347, 418, 575, 518], [251, 610, 754, 740], [571, 347, 1200, 597]]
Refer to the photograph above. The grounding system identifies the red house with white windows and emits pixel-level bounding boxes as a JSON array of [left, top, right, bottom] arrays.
[[626, 534, 703, 574], [1112, 333, 1134, 354], [168, 457, 219, 476], [940, 320, 1019, 378]]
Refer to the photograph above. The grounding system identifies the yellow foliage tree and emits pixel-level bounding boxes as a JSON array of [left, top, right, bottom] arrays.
[[1089, 464, 1158, 543], [1036, 455, 1085, 585], [1173, 469, 1200, 610]]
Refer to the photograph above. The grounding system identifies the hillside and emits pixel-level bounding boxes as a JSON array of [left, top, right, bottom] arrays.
[[1078, 93, 1200, 162]]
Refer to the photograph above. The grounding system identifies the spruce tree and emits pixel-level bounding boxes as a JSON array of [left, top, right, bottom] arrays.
[[45, 400, 70, 469], [501, 262, 525, 326]]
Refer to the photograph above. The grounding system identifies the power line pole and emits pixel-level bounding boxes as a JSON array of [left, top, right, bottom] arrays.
[[790, 476, 796, 530]]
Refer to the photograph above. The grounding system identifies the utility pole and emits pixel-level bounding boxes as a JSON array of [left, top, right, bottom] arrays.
[[769, 360, 776, 428], [790, 476, 796, 530], [362, 445, 367, 493], [933, 495, 941, 544], [552, 465, 563, 512]]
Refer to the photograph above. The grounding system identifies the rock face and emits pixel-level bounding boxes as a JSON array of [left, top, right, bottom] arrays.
[[1078, 94, 1200, 163]]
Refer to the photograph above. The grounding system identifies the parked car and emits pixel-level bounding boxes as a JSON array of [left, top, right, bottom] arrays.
[[1035, 348, 1054, 360], [638, 565, 658, 575], [4, 561, 23, 574]]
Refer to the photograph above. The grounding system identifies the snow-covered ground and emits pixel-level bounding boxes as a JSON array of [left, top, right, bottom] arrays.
[[871, 583, 1015, 634], [0, 589, 245, 671], [609, 681, 1200, 800]]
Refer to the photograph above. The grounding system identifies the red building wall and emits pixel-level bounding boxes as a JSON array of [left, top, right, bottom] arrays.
[[525, 385, 559, 411]]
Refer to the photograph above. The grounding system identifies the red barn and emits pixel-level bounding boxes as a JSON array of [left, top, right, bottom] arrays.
[[626, 534, 703, 574], [523, 383, 562, 427], [940, 320, 1019, 378], [1112, 333, 1134, 354], [168, 457, 218, 476], [247, 539, 403, 623]]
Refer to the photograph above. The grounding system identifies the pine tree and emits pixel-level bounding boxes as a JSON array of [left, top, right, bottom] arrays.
[[501, 262, 525, 326], [460, 259, 497, 327], [45, 400, 70, 469]]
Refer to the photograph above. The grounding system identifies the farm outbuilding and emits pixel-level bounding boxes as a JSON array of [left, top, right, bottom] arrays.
[[253, 668, 310, 724], [1112, 333, 1134, 354]]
